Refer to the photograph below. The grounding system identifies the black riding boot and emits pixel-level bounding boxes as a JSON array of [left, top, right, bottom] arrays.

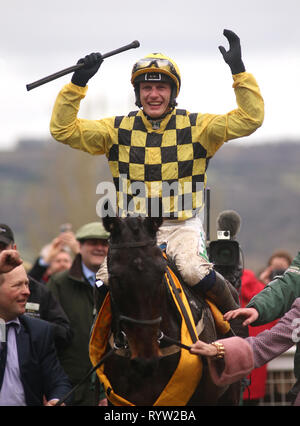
[[205, 271, 240, 313], [193, 270, 239, 314]]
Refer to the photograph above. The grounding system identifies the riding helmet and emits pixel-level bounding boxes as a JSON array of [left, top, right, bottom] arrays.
[[131, 53, 181, 108]]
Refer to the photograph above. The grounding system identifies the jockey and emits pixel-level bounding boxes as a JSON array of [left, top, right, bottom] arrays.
[[50, 30, 264, 313]]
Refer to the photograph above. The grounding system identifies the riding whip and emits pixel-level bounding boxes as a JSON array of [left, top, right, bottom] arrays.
[[26, 40, 140, 91]]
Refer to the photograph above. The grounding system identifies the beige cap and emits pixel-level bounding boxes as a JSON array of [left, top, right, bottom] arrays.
[[75, 222, 110, 241]]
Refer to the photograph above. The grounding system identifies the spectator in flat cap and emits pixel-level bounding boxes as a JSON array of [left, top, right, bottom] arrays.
[[47, 221, 110, 406]]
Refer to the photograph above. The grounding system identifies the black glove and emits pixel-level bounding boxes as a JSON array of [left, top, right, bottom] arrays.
[[71, 52, 103, 87], [218, 29, 245, 74]]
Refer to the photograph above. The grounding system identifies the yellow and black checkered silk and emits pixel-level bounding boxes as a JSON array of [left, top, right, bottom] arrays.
[[108, 108, 215, 219], [50, 73, 264, 220]]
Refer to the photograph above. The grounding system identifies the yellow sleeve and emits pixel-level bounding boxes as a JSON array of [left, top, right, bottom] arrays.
[[200, 72, 264, 157], [50, 82, 115, 156]]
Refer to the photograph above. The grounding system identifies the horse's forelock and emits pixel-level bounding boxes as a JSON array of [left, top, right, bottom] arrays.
[[127, 217, 143, 235], [102, 216, 122, 234]]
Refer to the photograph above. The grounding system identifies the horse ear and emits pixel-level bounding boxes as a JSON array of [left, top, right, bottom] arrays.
[[144, 217, 163, 236], [102, 217, 122, 234]]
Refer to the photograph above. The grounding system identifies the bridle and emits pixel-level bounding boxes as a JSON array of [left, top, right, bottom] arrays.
[[108, 237, 194, 353], [109, 237, 163, 333], [55, 238, 193, 406], [119, 315, 162, 327]]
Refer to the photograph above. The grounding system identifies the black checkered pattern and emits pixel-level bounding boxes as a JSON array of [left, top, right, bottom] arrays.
[[108, 109, 214, 219]]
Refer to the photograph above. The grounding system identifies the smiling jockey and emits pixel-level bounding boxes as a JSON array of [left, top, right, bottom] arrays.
[[50, 30, 264, 313]]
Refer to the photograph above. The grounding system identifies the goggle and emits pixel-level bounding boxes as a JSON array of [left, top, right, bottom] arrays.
[[132, 58, 180, 86]]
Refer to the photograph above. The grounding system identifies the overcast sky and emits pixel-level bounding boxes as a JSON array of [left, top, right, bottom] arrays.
[[1, 0, 300, 149]]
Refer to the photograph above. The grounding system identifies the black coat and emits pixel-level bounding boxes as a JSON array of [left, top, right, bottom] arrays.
[[5, 315, 72, 406], [27, 276, 72, 350]]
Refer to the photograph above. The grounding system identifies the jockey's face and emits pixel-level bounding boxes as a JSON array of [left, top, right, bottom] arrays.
[[139, 81, 171, 118]]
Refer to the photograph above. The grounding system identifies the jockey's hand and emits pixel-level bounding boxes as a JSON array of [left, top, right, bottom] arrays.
[[218, 29, 245, 74], [71, 52, 103, 87], [0, 249, 23, 273], [223, 307, 259, 326], [190, 340, 218, 358]]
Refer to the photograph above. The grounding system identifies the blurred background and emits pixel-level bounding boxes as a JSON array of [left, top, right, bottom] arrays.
[[1, 0, 299, 271]]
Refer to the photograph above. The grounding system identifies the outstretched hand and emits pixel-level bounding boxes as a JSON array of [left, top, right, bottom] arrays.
[[218, 29, 245, 74], [0, 249, 23, 273], [223, 307, 259, 327]]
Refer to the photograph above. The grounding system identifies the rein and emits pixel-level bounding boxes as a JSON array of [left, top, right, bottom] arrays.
[[55, 332, 191, 406], [54, 348, 116, 406], [158, 332, 191, 351], [108, 239, 196, 354]]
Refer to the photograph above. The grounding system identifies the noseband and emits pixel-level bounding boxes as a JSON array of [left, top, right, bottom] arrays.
[[119, 315, 162, 326]]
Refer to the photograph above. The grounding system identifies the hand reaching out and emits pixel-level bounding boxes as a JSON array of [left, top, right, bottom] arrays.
[[223, 307, 259, 326]]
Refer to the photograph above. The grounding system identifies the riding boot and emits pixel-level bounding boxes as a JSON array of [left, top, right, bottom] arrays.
[[192, 270, 239, 314]]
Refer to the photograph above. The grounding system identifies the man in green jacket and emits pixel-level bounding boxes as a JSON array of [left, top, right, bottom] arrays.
[[47, 221, 109, 406], [224, 251, 300, 401]]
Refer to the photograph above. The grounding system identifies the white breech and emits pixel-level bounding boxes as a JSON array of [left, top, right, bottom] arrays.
[[156, 217, 213, 286], [96, 216, 213, 287]]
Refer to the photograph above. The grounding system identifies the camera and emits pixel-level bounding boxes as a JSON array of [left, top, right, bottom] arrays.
[[208, 236, 240, 267], [217, 230, 231, 240], [203, 193, 243, 290], [207, 231, 242, 291], [60, 223, 72, 233]]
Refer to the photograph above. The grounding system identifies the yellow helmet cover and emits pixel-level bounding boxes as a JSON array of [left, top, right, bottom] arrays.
[[131, 53, 181, 96]]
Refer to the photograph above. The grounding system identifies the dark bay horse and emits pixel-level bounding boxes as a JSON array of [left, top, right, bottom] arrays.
[[90, 216, 240, 406]]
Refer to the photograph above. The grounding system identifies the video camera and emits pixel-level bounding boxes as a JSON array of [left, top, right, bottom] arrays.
[[207, 230, 243, 292], [204, 190, 243, 291], [208, 231, 240, 268]]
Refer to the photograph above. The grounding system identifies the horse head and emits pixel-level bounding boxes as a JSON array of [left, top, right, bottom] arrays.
[[102, 216, 167, 377]]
